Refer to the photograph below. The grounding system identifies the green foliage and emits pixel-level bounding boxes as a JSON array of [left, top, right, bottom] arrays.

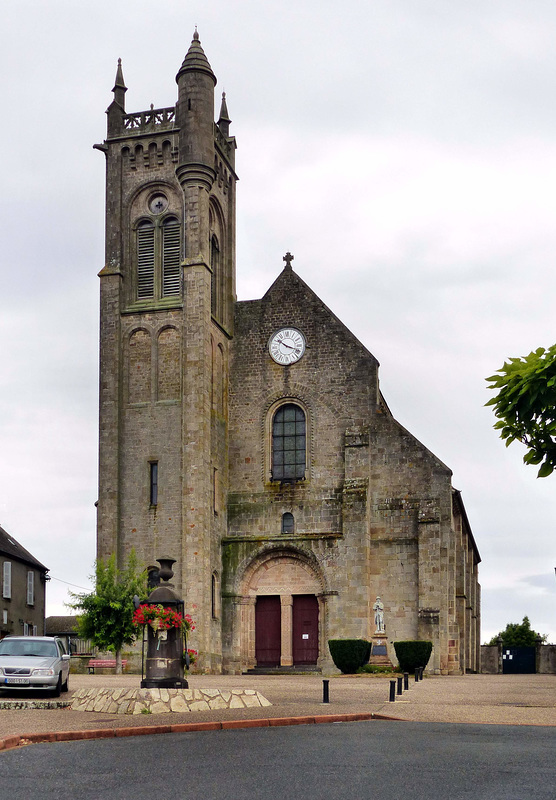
[[357, 664, 395, 674], [328, 639, 371, 674], [487, 616, 548, 647], [68, 552, 147, 661], [393, 641, 433, 673], [486, 344, 556, 478]]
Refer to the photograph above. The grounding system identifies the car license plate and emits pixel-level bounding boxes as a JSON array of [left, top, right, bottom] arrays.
[[5, 678, 30, 685]]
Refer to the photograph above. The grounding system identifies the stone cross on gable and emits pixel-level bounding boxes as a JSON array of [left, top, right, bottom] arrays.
[[283, 252, 294, 269]]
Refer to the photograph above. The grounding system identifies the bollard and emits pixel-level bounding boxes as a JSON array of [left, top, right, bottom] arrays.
[[404, 672, 409, 691], [389, 680, 396, 702], [397, 676, 403, 695], [419, 666, 424, 680], [415, 668, 419, 682], [322, 679, 330, 704]]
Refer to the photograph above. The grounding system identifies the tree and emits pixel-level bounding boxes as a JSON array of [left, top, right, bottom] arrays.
[[69, 551, 147, 673], [487, 616, 547, 647], [485, 344, 556, 478]]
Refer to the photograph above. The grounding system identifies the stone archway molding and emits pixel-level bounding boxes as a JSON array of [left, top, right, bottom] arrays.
[[236, 545, 328, 670]]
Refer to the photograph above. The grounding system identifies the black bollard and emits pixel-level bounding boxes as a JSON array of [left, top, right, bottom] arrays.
[[415, 668, 419, 682], [404, 672, 409, 691], [322, 679, 330, 704], [397, 676, 403, 695], [389, 680, 396, 702], [419, 666, 424, 680]]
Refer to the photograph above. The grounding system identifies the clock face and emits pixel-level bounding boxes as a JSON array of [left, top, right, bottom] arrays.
[[269, 328, 306, 365]]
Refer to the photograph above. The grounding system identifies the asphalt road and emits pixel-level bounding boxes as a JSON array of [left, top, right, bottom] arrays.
[[2, 720, 555, 800]]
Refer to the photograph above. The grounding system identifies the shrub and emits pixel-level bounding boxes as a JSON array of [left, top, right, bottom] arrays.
[[328, 639, 371, 674], [393, 641, 433, 673], [357, 664, 395, 674]]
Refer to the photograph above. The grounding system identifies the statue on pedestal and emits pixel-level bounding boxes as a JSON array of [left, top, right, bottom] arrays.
[[373, 596, 385, 633]]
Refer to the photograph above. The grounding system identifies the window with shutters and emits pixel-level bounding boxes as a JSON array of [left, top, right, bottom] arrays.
[[27, 571, 35, 606], [272, 404, 306, 482], [135, 215, 182, 302], [2, 562, 11, 600]]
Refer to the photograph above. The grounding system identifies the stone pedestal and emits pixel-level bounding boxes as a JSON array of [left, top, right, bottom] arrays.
[[368, 633, 393, 667]]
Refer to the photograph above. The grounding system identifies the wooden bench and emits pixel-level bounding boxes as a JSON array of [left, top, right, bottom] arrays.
[[87, 658, 128, 674]]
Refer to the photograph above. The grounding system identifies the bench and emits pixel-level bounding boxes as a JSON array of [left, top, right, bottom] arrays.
[[88, 659, 128, 674]]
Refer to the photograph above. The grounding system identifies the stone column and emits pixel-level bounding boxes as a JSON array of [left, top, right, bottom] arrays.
[[280, 595, 293, 667], [240, 596, 256, 670]]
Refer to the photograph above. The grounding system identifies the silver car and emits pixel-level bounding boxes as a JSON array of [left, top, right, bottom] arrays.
[[0, 636, 70, 696]]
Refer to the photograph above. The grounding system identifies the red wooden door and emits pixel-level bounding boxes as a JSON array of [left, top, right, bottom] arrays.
[[293, 595, 319, 665], [255, 596, 281, 666]]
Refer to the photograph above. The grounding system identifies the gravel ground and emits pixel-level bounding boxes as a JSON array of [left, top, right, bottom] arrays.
[[0, 673, 555, 738]]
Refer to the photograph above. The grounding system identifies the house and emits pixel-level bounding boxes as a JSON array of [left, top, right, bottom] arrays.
[[0, 525, 48, 638]]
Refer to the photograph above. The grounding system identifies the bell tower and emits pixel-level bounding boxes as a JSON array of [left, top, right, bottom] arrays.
[[96, 32, 237, 671]]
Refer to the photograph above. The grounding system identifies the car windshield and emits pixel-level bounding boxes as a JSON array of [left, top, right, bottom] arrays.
[[0, 640, 58, 658]]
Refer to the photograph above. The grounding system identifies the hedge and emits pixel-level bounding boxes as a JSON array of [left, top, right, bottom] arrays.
[[328, 639, 371, 674], [393, 640, 433, 673]]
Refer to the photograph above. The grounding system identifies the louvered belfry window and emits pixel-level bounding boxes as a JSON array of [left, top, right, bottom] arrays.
[[136, 216, 181, 301], [137, 221, 155, 299], [272, 404, 306, 482], [162, 218, 181, 296]]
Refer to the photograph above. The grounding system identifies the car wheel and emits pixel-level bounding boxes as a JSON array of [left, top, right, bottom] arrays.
[[53, 673, 62, 697], [61, 673, 69, 693]]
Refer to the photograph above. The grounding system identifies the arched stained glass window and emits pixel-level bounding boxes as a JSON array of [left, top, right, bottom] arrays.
[[272, 404, 306, 482]]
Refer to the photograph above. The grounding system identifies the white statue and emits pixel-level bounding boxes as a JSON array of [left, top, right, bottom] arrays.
[[373, 596, 385, 632]]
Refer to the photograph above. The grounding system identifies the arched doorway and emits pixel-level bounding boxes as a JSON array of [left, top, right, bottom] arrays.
[[241, 553, 324, 669]]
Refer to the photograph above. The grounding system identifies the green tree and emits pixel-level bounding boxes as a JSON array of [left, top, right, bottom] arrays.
[[69, 552, 147, 673], [485, 344, 556, 478], [487, 616, 547, 647]]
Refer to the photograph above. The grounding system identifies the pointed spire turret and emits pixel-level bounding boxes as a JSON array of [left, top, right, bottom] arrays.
[[175, 30, 218, 190], [217, 92, 231, 137], [176, 30, 217, 86], [112, 58, 127, 110]]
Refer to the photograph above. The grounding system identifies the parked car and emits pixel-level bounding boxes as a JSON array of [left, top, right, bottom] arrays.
[[0, 636, 70, 696]]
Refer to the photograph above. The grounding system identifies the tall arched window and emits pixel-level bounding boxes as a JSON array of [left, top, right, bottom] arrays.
[[210, 233, 220, 317], [272, 404, 306, 482]]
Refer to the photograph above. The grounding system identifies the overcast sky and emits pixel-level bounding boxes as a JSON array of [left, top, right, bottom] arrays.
[[1, 1, 556, 644]]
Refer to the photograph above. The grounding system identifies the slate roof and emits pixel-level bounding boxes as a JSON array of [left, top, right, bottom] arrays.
[[0, 524, 48, 572]]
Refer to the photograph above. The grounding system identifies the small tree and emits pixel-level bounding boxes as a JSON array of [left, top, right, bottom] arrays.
[[486, 344, 556, 478], [487, 616, 547, 647], [69, 551, 147, 673]]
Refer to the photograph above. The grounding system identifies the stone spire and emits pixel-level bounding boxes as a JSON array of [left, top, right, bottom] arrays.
[[111, 58, 127, 110], [176, 29, 217, 86], [217, 92, 231, 137]]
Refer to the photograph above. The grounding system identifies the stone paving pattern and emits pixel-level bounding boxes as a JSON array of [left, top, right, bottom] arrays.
[[70, 687, 271, 715]]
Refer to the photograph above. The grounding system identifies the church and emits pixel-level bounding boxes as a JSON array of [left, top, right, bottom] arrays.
[[95, 32, 481, 675]]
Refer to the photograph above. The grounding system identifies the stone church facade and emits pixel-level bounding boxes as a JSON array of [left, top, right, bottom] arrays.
[[96, 33, 481, 675]]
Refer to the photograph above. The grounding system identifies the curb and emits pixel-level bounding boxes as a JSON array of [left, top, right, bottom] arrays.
[[0, 712, 388, 751]]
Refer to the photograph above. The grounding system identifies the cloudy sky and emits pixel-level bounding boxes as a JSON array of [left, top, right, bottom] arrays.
[[1, 1, 556, 644]]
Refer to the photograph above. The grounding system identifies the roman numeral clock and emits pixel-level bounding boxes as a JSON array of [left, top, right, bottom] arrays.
[[268, 328, 306, 365]]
